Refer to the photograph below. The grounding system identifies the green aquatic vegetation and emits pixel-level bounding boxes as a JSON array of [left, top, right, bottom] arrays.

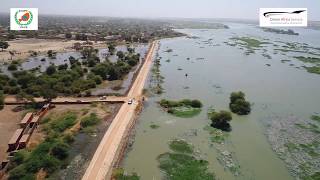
[[302, 172, 320, 180], [157, 139, 215, 179], [284, 142, 299, 153], [160, 99, 203, 118], [294, 56, 320, 64], [150, 124, 160, 129], [311, 115, 320, 123], [299, 143, 320, 158], [295, 123, 320, 134], [303, 66, 320, 75], [281, 59, 291, 63], [230, 37, 269, 48], [157, 153, 215, 180], [150, 57, 164, 95], [203, 126, 228, 144], [169, 139, 194, 154], [168, 106, 201, 118], [112, 168, 140, 180]]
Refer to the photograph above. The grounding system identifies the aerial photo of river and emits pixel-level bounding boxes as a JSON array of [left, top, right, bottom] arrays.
[[122, 23, 320, 180]]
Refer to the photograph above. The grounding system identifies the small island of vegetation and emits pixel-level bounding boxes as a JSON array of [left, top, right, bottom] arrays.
[[157, 139, 215, 180], [208, 109, 232, 131], [229, 91, 251, 115], [159, 99, 202, 118], [261, 27, 299, 35]]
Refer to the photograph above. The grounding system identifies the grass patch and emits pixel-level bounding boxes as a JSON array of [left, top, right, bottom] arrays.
[[169, 139, 194, 154], [231, 37, 268, 48], [49, 112, 77, 133], [159, 99, 202, 118], [303, 66, 320, 75], [284, 142, 299, 152], [294, 56, 320, 64], [150, 124, 160, 129], [80, 113, 101, 129], [157, 152, 215, 180], [112, 168, 140, 180], [311, 115, 320, 123], [203, 126, 228, 144], [169, 106, 201, 118], [299, 141, 320, 158], [296, 122, 320, 134]]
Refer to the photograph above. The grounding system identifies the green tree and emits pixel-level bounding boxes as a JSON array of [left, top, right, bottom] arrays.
[[51, 142, 69, 160], [230, 99, 251, 115], [108, 44, 116, 54], [46, 65, 56, 75], [65, 33, 72, 39], [229, 91, 251, 115], [191, 100, 202, 108], [41, 87, 57, 101], [92, 64, 109, 80], [0, 91, 4, 110], [8, 64, 18, 71], [230, 91, 245, 104], [209, 110, 232, 131], [116, 51, 125, 60], [47, 50, 54, 58], [0, 41, 9, 51]]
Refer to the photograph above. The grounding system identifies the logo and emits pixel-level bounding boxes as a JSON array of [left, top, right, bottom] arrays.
[[260, 8, 307, 27], [10, 8, 38, 30]]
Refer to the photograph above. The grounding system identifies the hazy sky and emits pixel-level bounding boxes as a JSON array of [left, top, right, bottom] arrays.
[[1, 0, 319, 20]]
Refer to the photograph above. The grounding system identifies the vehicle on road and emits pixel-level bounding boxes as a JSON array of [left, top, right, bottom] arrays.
[[100, 96, 107, 100], [128, 99, 133, 104]]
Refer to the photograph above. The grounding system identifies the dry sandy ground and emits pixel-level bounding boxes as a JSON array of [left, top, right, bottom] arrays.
[[0, 38, 106, 62], [0, 105, 24, 162]]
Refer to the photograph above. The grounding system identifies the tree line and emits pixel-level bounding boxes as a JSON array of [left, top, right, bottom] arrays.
[[0, 46, 141, 101]]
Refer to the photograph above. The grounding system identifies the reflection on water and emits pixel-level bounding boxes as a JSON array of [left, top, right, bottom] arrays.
[[123, 23, 320, 180], [1, 44, 148, 95]]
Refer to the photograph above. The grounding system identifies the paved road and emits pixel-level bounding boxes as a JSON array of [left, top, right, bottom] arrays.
[[4, 96, 127, 104], [82, 41, 157, 180]]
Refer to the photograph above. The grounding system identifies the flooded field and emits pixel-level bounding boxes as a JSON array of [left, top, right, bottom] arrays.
[[122, 23, 320, 180], [1, 44, 148, 95]]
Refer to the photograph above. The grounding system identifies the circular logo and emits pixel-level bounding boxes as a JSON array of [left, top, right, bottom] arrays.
[[15, 10, 33, 26]]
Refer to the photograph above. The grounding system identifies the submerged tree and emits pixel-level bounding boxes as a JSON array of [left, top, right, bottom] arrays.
[[229, 91, 251, 115], [209, 110, 232, 131], [0, 41, 9, 51]]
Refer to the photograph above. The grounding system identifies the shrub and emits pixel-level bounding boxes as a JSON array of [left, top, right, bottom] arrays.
[[51, 142, 69, 160], [81, 113, 100, 128], [8, 64, 18, 71], [191, 100, 203, 108], [209, 110, 232, 131], [230, 99, 251, 115], [229, 91, 251, 115], [46, 65, 56, 75], [50, 113, 77, 132]]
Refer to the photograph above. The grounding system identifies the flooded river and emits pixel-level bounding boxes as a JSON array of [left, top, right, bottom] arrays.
[[122, 23, 320, 180]]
